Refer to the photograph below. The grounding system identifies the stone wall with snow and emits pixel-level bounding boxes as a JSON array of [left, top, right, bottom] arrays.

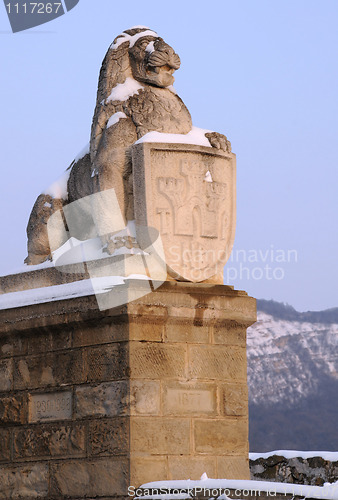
[[250, 451, 338, 486]]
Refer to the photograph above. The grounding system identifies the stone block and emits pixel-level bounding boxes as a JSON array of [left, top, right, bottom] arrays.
[[130, 380, 160, 415], [75, 381, 128, 418], [189, 345, 247, 381], [194, 419, 248, 454], [220, 383, 248, 416], [165, 321, 210, 343], [13, 350, 85, 390], [0, 429, 11, 461], [85, 343, 129, 382], [130, 457, 168, 487], [217, 455, 250, 479], [13, 423, 86, 459], [0, 394, 26, 424], [168, 456, 216, 480], [50, 330, 72, 352], [89, 418, 129, 456], [130, 343, 186, 378], [128, 303, 168, 321], [0, 334, 26, 359], [28, 390, 72, 423], [73, 321, 128, 347], [0, 359, 12, 391], [213, 323, 247, 346], [162, 381, 216, 416], [131, 417, 190, 454], [25, 332, 51, 356], [50, 458, 128, 497], [0, 463, 48, 499], [129, 320, 164, 341]]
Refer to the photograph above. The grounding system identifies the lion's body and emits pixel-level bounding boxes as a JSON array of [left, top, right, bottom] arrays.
[[25, 27, 229, 265]]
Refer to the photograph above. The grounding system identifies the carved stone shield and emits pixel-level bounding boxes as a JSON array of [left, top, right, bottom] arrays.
[[132, 143, 236, 282]]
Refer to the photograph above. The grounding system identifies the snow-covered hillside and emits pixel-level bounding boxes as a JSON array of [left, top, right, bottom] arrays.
[[247, 300, 338, 451]]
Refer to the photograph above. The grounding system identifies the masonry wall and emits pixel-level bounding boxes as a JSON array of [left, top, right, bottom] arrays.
[[250, 455, 338, 486], [0, 280, 256, 499]]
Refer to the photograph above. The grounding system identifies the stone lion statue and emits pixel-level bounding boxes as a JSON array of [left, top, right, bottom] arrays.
[[25, 26, 231, 265]]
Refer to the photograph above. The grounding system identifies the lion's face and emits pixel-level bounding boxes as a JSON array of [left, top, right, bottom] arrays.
[[128, 36, 181, 88]]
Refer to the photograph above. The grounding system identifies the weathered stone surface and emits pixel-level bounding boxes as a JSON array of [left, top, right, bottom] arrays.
[[189, 345, 247, 381], [250, 455, 338, 486], [0, 279, 255, 488], [50, 458, 128, 497], [130, 343, 186, 379], [221, 383, 248, 416], [0, 429, 11, 461], [73, 321, 128, 347], [0, 394, 25, 424], [133, 142, 235, 283], [28, 390, 72, 423], [168, 456, 216, 480], [75, 381, 128, 418], [0, 334, 26, 358], [194, 419, 248, 454], [162, 381, 216, 415], [85, 343, 129, 382], [89, 418, 129, 456], [14, 350, 85, 390], [131, 417, 190, 454], [130, 457, 168, 487], [75, 379, 163, 419], [130, 380, 160, 415], [0, 359, 12, 391], [213, 323, 247, 346], [13, 423, 85, 459], [218, 456, 250, 479], [0, 330, 71, 359], [165, 321, 210, 343], [129, 319, 164, 342], [0, 463, 48, 499]]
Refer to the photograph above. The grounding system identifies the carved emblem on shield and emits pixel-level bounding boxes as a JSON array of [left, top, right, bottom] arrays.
[[132, 143, 236, 282]]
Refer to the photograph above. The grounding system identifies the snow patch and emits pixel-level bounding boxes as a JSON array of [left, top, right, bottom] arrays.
[[0, 259, 56, 277], [129, 30, 158, 48], [43, 169, 70, 200], [135, 126, 213, 148], [167, 85, 177, 94], [204, 170, 213, 183], [140, 478, 338, 500], [106, 77, 144, 103], [107, 112, 127, 129], [52, 221, 146, 267], [110, 29, 157, 50], [0, 275, 150, 311], [146, 41, 155, 53], [250, 450, 338, 462], [74, 142, 90, 162], [44, 202, 52, 208]]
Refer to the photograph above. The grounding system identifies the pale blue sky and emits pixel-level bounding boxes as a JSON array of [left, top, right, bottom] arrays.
[[1, 0, 337, 311]]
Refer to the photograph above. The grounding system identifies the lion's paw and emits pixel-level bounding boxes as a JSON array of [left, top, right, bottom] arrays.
[[205, 132, 231, 153]]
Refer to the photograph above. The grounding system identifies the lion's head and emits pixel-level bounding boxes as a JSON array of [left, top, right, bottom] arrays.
[[94, 27, 181, 107]]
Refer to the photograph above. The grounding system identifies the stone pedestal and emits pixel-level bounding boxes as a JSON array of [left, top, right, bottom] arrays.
[[0, 275, 256, 498]]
